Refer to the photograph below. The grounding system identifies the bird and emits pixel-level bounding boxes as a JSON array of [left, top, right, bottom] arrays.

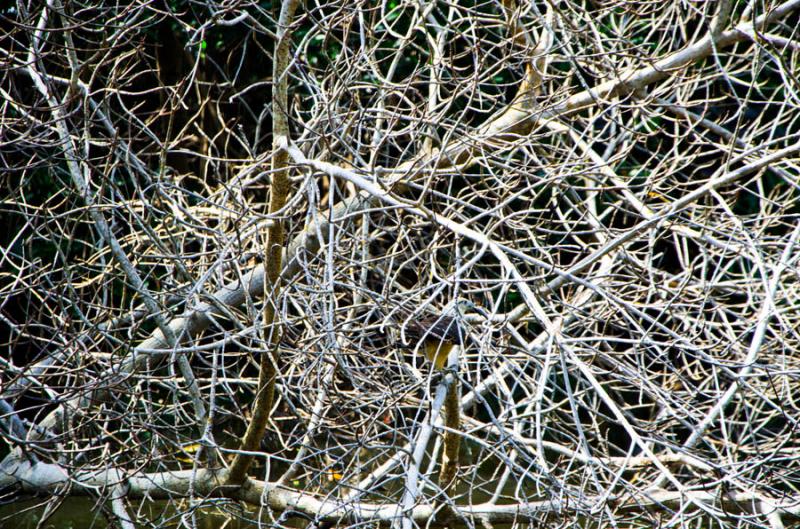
[[399, 299, 476, 370]]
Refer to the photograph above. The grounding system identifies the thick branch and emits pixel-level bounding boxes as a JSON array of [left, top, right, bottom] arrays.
[[227, 0, 302, 485], [2, 460, 798, 525]]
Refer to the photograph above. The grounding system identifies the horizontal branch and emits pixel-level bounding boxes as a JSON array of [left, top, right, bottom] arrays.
[[2, 460, 797, 525]]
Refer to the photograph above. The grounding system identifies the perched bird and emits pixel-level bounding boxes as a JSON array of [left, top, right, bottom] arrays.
[[400, 299, 476, 370]]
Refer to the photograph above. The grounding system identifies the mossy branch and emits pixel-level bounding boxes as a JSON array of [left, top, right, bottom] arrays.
[[439, 377, 462, 493], [227, 0, 301, 486]]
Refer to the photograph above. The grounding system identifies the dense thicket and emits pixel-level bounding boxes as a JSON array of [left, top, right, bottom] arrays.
[[2, 1, 800, 528]]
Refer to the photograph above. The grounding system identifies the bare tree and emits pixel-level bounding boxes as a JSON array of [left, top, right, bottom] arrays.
[[2, 0, 800, 527]]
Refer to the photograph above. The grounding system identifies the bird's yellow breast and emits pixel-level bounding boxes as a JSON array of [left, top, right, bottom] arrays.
[[423, 342, 454, 370]]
